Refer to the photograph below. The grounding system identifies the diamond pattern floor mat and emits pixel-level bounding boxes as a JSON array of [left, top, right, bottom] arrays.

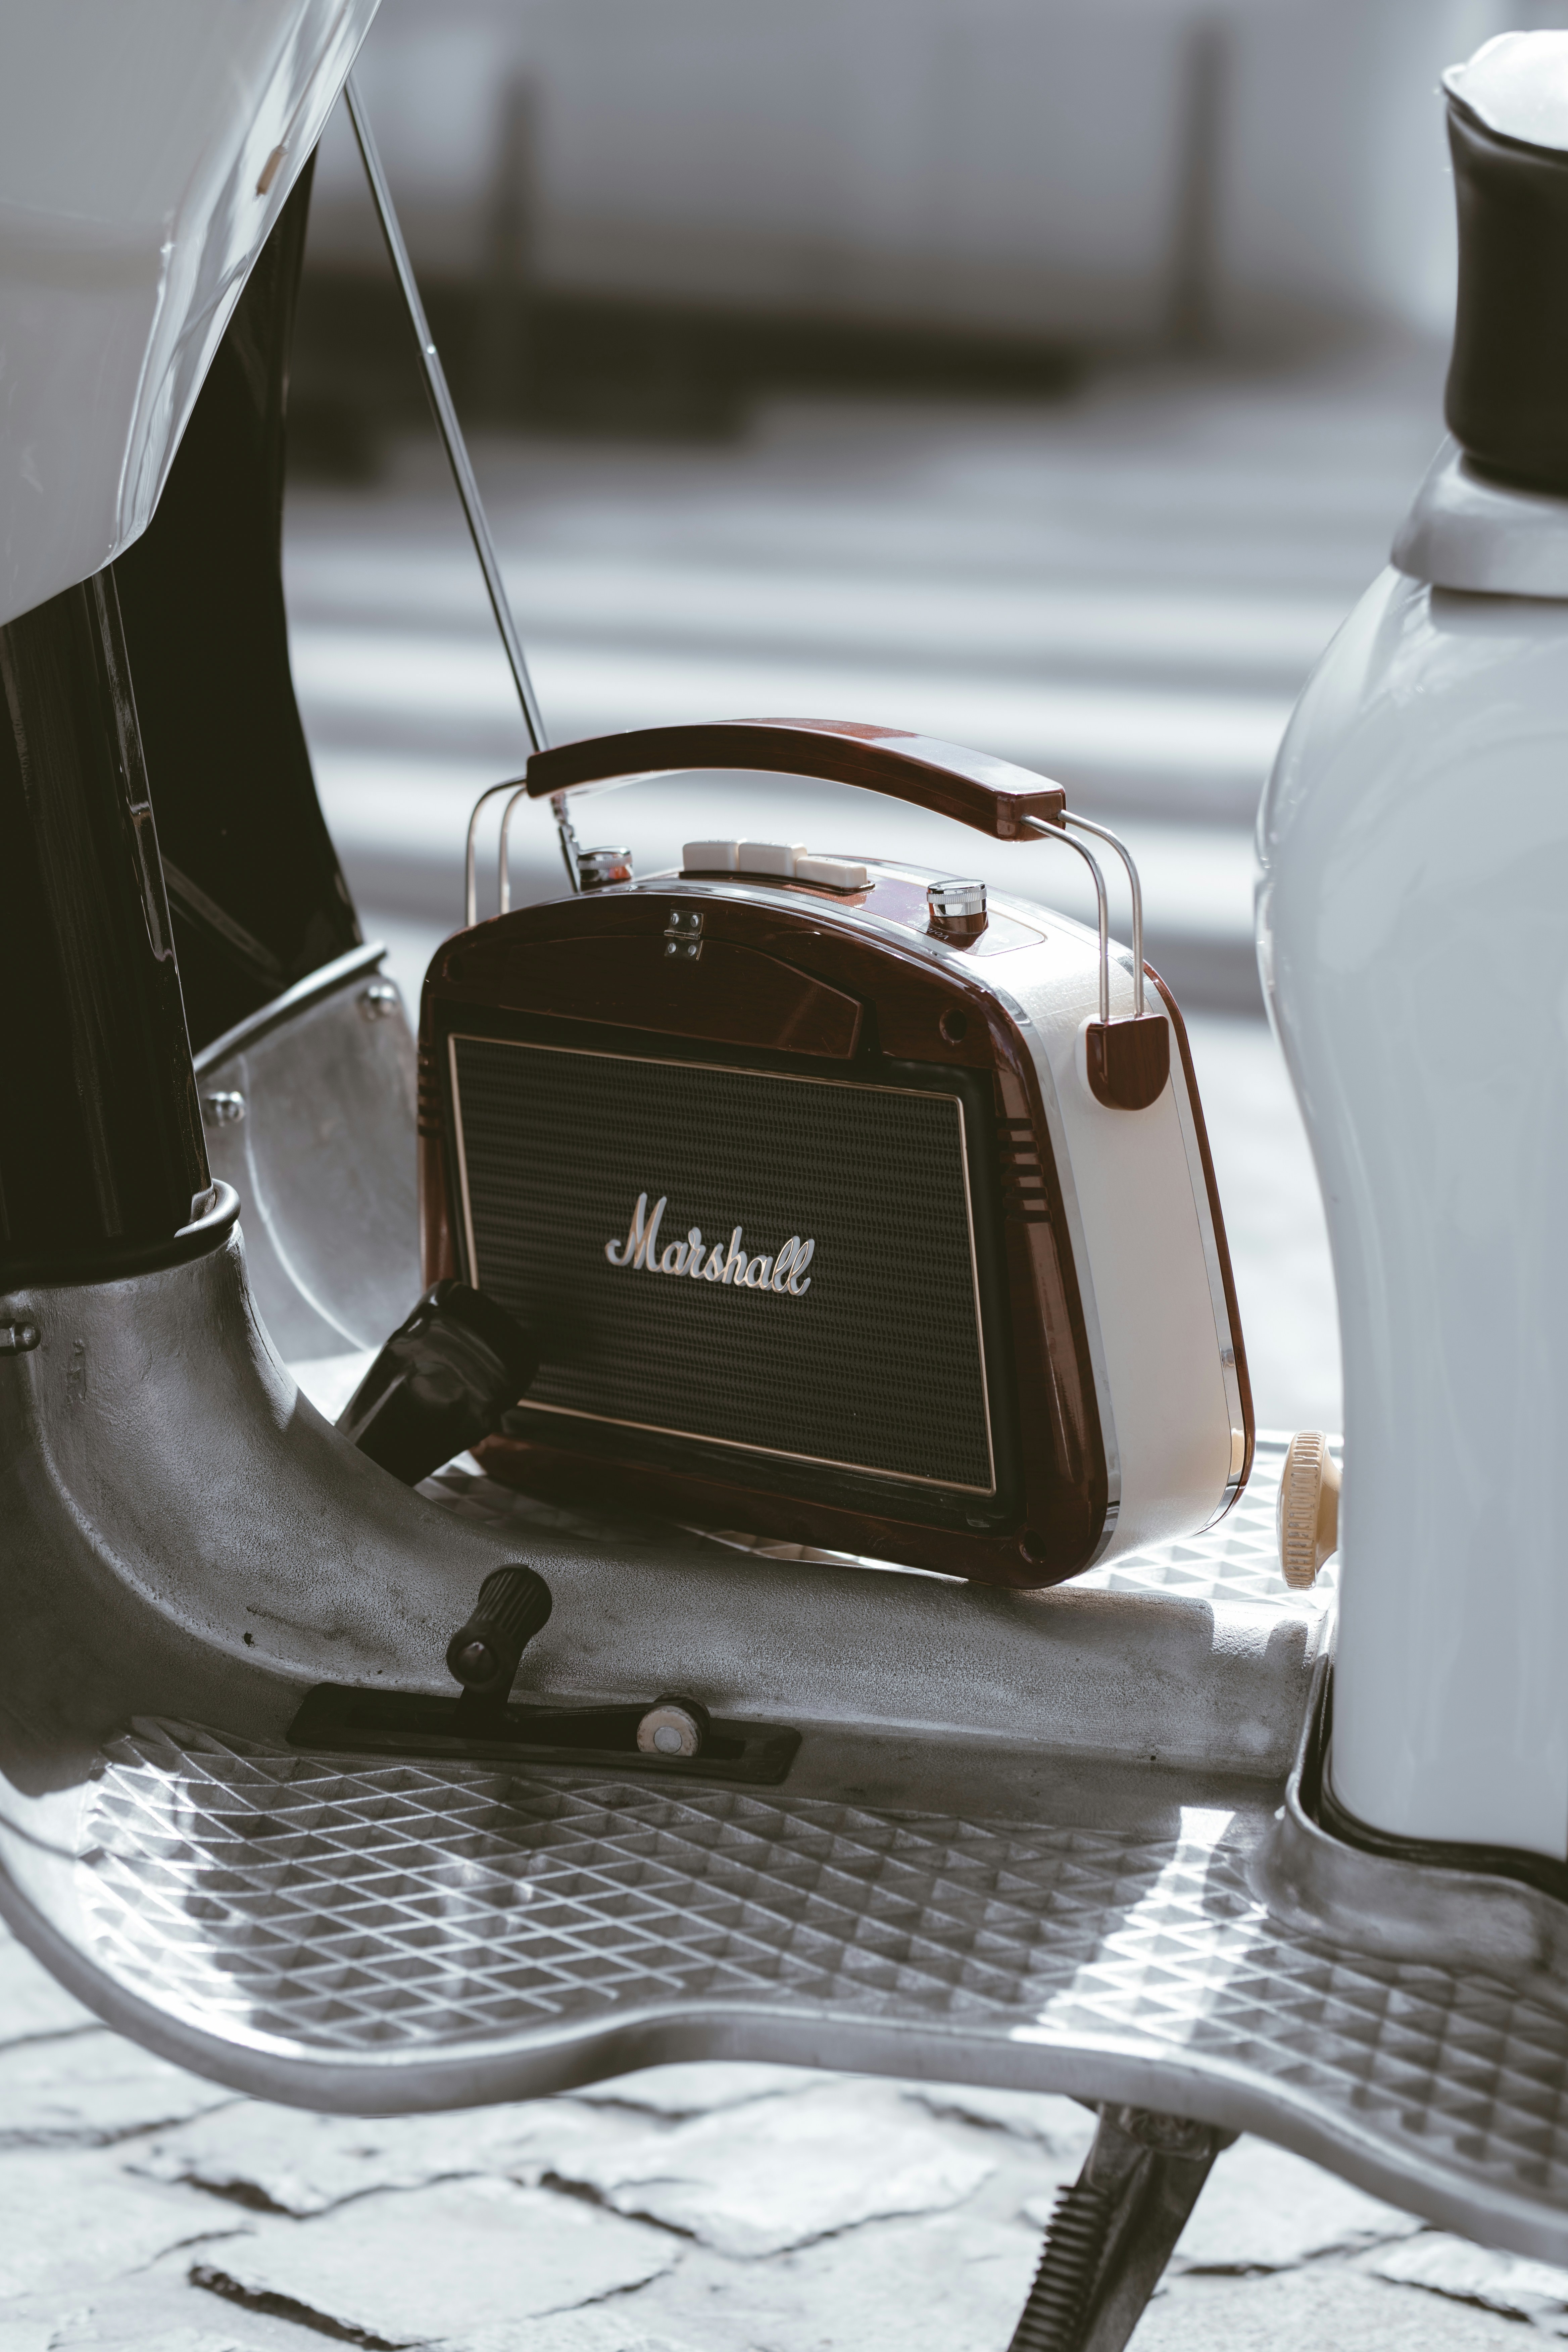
[[75, 1714, 1568, 2257]]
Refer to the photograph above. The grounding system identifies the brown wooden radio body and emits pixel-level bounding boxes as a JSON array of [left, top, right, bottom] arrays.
[[418, 719, 1253, 1589]]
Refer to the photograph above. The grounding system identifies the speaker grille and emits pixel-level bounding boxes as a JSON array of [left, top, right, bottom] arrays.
[[450, 1036, 993, 1492]]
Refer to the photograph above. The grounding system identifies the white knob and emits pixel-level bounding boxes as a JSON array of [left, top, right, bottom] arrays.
[[636, 1698, 707, 1759], [1277, 1431, 1341, 1588]]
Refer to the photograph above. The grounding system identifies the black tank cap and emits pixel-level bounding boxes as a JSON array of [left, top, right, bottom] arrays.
[[1444, 35, 1568, 496]]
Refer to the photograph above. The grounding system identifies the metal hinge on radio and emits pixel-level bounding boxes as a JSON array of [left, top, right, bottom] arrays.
[[664, 906, 703, 962]]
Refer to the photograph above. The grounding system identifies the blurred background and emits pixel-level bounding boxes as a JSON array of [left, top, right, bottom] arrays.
[[278, 0, 1564, 1434]]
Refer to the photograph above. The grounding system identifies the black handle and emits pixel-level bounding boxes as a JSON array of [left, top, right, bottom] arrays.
[[446, 1565, 553, 1702], [524, 719, 1066, 842], [337, 1280, 538, 1485], [1447, 77, 1568, 492]]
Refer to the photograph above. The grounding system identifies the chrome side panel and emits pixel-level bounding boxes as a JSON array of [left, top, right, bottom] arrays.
[[196, 944, 421, 1359]]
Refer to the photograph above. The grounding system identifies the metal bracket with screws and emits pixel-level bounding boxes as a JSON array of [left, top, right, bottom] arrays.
[[288, 1565, 796, 1783], [664, 905, 704, 962]]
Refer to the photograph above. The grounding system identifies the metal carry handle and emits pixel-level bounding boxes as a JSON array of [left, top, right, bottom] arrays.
[[469, 714, 1064, 928], [484, 715, 1168, 1109], [1021, 810, 1145, 1021], [470, 715, 1064, 925], [1022, 811, 1168, 1110], [520, 717, 1068, 842]]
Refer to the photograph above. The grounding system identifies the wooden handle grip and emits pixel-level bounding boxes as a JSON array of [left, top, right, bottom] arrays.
[[524, 718, 1066, 842]]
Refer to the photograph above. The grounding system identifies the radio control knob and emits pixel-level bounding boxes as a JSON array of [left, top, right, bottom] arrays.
[[578, 846, 633, 890], [1277, 1431, 1341, 1587], [928, 879, 988, 938]]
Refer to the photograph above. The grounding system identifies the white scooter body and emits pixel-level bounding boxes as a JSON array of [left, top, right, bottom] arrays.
[[0, 0, 377, 629], [1261, 542, 1568, 1858], [1262, 32, 1568, 1867]]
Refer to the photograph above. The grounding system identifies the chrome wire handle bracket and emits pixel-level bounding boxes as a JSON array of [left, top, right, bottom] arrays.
[[461, 778, 583, 927], [345, 74, 579, 897], [463, 779, 525, 929], [1024, 814, 1112, 1025], [1023, 812, 1168, 1110], [499, 785, 531, 915], [501, 781, 572, 912], [1062, 811, 1145, 1018]]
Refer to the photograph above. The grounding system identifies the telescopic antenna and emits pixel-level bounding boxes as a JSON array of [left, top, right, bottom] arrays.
[[344, 72, 580, 891]]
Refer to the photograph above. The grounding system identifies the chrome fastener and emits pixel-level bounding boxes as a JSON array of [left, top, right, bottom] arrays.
[[664, 905, 704, 962], [927, 879, 988, 938], [579, 847, 634, 891]]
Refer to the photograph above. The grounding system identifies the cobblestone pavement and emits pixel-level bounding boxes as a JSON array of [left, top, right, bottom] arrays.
[[6, 1914, 1568, 2350]]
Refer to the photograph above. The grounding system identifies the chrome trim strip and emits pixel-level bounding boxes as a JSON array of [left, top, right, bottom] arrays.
[[1163, 1017, 1250, 1514], [448, 1030, 481, 1313], [508, 1395, 996, 1496]]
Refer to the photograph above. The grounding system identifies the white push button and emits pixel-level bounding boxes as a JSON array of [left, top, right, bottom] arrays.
[[736, 840, 806, 876], [682, 841, 867, 888], [795, 854, 869, 890]]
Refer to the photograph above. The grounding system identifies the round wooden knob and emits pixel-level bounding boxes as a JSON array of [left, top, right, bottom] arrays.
[[1278, 1431, 1341, 1588]]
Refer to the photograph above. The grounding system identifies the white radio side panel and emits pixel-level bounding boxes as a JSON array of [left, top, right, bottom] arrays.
[[1000, 915, 1239, 1560]]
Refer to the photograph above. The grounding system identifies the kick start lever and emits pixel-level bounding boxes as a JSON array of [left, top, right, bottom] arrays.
[[443, 1566, 710, 1757], [446, 1564, 553, 1726], [288, 1566, 795, 1780]]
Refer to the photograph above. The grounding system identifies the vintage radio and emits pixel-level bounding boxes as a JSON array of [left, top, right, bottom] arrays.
[[416, 716, 1253, 1588]]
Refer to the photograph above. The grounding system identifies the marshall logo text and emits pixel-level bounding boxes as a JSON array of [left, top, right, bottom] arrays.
[[605, 1193, 814, 1295]]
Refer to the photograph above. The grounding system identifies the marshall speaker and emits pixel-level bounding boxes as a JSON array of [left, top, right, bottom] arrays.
[[418, 717, 1253, 1588]]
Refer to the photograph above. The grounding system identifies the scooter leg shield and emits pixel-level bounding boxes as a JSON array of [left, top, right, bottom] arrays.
[[0, 1216, 528, 1980]]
